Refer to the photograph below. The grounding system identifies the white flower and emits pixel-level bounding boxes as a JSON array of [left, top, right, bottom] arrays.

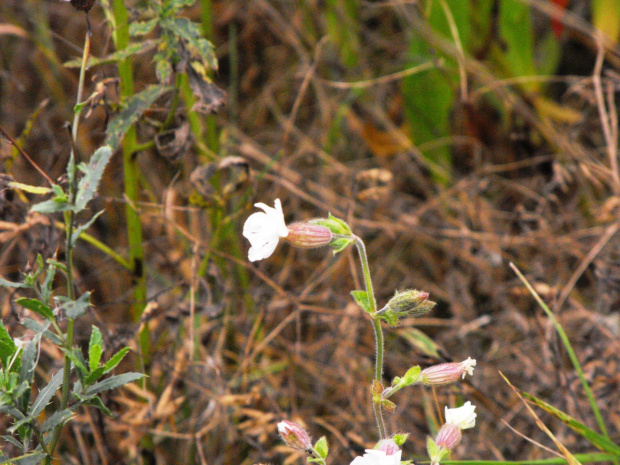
[[243, 198, 288, 262], [445, 401, 477, 430], [460, 357, 476, 379], [350, 449, 402, 465]]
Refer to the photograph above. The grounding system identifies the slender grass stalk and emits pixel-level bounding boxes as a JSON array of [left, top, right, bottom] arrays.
[[353, 235, 387, 439], [509, 263, 609, 439], [110, 0, 149, 359]]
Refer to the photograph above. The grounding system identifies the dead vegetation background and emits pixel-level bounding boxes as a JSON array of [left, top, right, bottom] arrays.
[[0, 0, 619, 464]]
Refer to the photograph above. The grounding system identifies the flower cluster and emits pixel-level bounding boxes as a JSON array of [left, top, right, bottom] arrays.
[[244, 200, 478, 465]]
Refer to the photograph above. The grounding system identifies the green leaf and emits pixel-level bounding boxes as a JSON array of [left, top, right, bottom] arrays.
[[328, 237, 354, 254], [19, 338, 38, 387], [313, 436, 328, 459], [427, 436, 438, 460], [0, 321, 17, 371], [105, 85, 170, 151], [88, 326, 104, 372], [393, 433, 409, 446], [30, 185, 71, 213], [41, 408, 74, 433], [312, 213, 352, 235], [522, 392, 620, 456], [0, 277, 29, 289], [403, 365, 421, 385], [0, 452, 46, 465], [84, 372, 144, 396], [15, 298, 54, 322], [55, 291, 91, 319], [84, 366, 106, 386], [60, 347, 89, 377], [29, 369, 63, 418], [397, 328, 442, 359], [41, 261, 57, 305], [129, 18, 158, 36], [102, 347, 131, 375], [498, 0, 537, 89], [75, 146, 113, 212], [351, 290, 371, 313], [80, 395, 112, 416], [71, 211, 104, 247]]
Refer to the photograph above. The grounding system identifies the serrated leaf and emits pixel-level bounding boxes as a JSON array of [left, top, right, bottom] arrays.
[[41, 408, 74, 433], [19, 338, 38, 388], [102, 347, 131, 374], [75, 146, 113, 211], [15, 298, 54, 322], [105, 85, 169, 151], [129, 18, 158, 36], [88, 326, 104, 372], [29, 369, 63, 418], [351, 290, 371, 313], [84, 372, 144, 396], [314, 436, 328, 459], [0, 452, 46, 465]]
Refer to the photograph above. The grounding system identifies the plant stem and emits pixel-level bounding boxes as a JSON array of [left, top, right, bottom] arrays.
[[111, 0, 149, 359], [47, 22, 91, 457], [353, 235, 387, 439]]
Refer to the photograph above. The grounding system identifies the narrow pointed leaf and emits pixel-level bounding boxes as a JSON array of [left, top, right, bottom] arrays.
[[84, 372, 144, 396], [29, 370, 63, 418], [15, 298, 54, 322]]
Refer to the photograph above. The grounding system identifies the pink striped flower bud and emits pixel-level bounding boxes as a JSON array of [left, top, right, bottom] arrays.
[[277, 420, 312, 451], [377, 439, 400, 456], [435, 423, 462, 450], [420, 357, 476, 385], [284, 222, 333, 248]]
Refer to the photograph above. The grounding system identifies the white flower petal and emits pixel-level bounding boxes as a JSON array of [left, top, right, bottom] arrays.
[[445, 401, 477, 430], [349, 449, 402, 465], [243, 199, 288, 261]]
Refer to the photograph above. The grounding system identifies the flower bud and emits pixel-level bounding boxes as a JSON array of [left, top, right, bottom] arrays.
[[435, 423, 462, 451], [284, 222, 333, 248], [278, 420, 312, 451], [420, 358, 476, 385], [380, 290, 435, 318], [377, 439, 400, 456]]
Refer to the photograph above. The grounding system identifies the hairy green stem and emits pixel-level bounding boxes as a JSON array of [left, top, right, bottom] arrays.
[[353, 235, 387, 439]]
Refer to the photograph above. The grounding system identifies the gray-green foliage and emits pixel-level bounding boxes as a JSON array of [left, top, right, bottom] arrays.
[[0, 143, 143, 461]]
